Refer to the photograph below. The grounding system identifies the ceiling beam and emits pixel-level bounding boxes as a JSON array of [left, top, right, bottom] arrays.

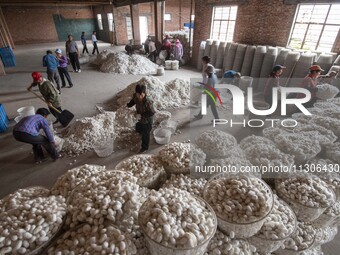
[[0, 0, 110, 6], [0, 0, 163, 7]]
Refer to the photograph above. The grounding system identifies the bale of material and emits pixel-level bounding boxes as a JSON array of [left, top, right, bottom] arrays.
[[210, 40, 220, 66], [250, 46, 267, 78], [257, 47, 278, 92], [223, 43, 238, 72], [333, 55, 340, 66], [215, 41, 227, 69], [316, 54, 334, 74], [281, 52, 301, 87], [203, 39, 213, 58], [232, 44, 247, 72], [311, 51, 323, 62], [330, 52, 338, 63], [288, 52, 316, 89], [197, 41, 206, 70], [274, 49, 291, 66], [260, 47, 278, 78], [222, 42, 232, 71], [276, 46, 284, 55], [291, 53, 315, 78], [241, 45, 256, 76]]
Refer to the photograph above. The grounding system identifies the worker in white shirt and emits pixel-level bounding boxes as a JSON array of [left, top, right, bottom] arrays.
[[92, 31, 99, 55], [148, 37, 157, 63]]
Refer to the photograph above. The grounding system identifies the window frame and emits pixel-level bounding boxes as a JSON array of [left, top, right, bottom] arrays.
[[287, 3, 340, 52], [164, 13, 171, 21], [107, 13, 114, 32], [210, 5, 238, 42], [97, 14, 103, 30]]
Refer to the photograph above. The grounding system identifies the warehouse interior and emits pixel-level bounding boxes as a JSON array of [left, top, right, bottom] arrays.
[[0, 0, 340, 254]]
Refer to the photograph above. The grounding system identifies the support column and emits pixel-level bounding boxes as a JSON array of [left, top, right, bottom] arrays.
[[154, 0, 162, 44], [111, 4, 116, 46], [0, 7, 14, 49], [130, 4, 141, 45], [160, 1, 164, 39], [179, 0, 182, 30]]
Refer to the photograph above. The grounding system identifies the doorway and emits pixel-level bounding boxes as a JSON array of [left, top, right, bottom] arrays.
[[139, 16, 148, 43]]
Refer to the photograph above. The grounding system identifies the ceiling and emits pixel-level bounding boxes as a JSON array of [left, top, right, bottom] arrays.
[[0, 0, 163, 7]]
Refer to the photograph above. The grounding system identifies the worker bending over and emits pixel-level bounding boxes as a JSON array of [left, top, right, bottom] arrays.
[[221, 70, 241, 85], [27, 72, 62, 124], [13, 108, 59, 163]]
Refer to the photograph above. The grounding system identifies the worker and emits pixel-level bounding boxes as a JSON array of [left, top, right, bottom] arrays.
[[148, 38, 157, 63], [81, 31, 89, 54], [297, 65, 323, 108], [13, 108, 59, 163], [318, 70, 339, 85], [194, 56, 220, 120], [127, 84, 156, 153], [92, 31, 99, 55], [27, 72, 62, 124], [263, 65, 286, 105], [220, 70, 241, 85], [55, 48, 73, 88], [125, 40, 134, 55], [173, 39, 183, 63], [42, 50, 61, 94], [162, 35, 171, 60], [65, 34, 81, 73], [144, 37, 150, 55]]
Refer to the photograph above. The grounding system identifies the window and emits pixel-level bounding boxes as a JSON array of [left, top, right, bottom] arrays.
[[97, 14, 103, 30], [126, 16, 133, 40], [164, 14, 171, 21], [288, 4, 340, 52], [107, 13, 114, 32], [210, 6, 237, 42]]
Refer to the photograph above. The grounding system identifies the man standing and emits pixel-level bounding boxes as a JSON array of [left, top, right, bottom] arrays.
[[65, 34, 81, 73], [81, 32, 89, 54], [148, 38, 157, 63], [13, 108, 59, 163], [92, 31, 99, 55], [42, 50, 61, 94], [127, 84, 156, 153], [27, 72, 62, 124]]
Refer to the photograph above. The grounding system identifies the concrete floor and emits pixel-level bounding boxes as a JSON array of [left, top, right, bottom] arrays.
[[0, 42, 338, 254]]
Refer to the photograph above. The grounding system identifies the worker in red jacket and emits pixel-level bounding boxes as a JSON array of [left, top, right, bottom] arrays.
[[297, 65, 323, 108], [162, 35, 171, 60]]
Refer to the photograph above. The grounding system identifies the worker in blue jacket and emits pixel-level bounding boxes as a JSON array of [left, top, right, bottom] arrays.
[[42, 50, 61, 94], [221, 70, 241, 85]]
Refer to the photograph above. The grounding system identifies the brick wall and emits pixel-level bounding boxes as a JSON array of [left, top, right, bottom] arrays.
[[93, 0, 191, 45], [192, 0, 298, 66], [3, 6, 94, 45], [164, 0, 192, 32]]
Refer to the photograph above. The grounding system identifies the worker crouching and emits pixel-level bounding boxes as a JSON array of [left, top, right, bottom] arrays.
[[13, 108, 60, 163], [127, 84, 156, 153]]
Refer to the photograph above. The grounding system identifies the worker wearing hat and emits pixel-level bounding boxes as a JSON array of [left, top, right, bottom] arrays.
[[263, 65, 286, 105], [27, 72, 62, 124], [297, 65, 324, 108], [55, 48, 74, 88]]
